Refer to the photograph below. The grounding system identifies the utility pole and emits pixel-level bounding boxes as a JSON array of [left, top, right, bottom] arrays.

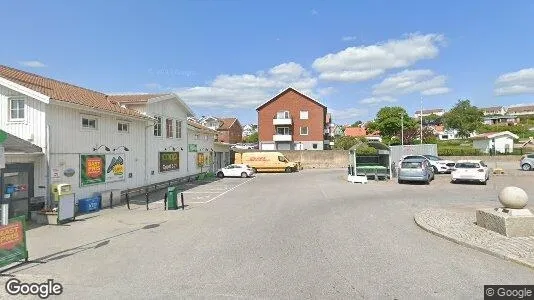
[[420, 96, 423, 144], [400, 113, 404, 146]]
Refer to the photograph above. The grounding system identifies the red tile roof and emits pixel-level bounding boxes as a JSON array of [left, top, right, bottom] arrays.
[[344, 127, 367, 137], [218, 118, 238, 130], [0, 65, 151, 119]]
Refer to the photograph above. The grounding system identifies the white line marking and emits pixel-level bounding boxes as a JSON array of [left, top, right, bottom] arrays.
[[204, 177, 255, 204], [182, 192, 222, 194]]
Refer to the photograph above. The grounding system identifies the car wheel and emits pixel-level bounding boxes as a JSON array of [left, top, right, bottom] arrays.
[[285, 167, 292, 173], [217, 172, 224, 178], [432, 166, 438, 174], [252, 167, 257, 173], [241, 172, 248, 178], [398, 179, 403, 184], [522, 163, 532, 171], [482, 179, 487, 185], [425, 179, 430, 185]]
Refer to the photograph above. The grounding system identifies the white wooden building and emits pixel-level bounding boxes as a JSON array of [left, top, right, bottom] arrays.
[[0, 65, 219, 219], [471, 131, 519, 154]]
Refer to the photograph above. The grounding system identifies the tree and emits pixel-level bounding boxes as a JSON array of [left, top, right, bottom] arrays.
[[442, 100, 484, 138], [243, 132, 258, 143], [371, 106, 416, 139], [350, 120, 363, 127], [422, 113, 442, 126], [400, 127, 438, 144]]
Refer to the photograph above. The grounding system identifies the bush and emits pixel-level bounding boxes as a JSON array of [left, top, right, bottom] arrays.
[[355, 145, 378, 155], [438, 147, 482, 156]]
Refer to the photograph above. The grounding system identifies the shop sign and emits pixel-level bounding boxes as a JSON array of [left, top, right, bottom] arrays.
[[159, 152, 179, 172], [80, 155, 105, 186], [197, 153, 205, 167], [188, 144, 197, 152], [105, 154, 125, 182], [0, 216, 28, 268]]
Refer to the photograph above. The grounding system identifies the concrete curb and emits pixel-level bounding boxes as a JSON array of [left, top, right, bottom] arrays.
[[414, 210, 534, 270]]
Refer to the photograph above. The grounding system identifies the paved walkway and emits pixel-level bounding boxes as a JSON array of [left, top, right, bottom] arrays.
[[415, 208, 534, 269]]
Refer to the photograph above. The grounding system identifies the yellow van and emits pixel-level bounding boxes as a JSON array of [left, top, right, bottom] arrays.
[[234, 152, 299, 173]]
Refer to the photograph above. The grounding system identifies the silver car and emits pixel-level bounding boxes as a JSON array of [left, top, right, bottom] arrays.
[[398, 158, 434, 184], [520, 153, 534, 171]]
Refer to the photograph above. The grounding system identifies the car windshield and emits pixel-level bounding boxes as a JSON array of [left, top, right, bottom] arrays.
[[425, 155, 441, 161], [401, 161, 422, 169], [455, 163, 480, 168]]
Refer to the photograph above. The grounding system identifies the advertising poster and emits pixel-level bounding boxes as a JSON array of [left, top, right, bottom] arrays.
[[80, 155, 105, 186], [0, 216, 28, 268], [105, 154, 125, 182], [188, 144, 197, 152], [197, 153, 205, 167], [159, 152, 180, 172]]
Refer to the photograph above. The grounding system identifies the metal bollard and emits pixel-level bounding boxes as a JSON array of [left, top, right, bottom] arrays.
[[126, 192, 130, 210], [163, 192, 167, 211], [145, 191, 149, 211], [180, 192, 184, 210], [110, 191, 113, 209]]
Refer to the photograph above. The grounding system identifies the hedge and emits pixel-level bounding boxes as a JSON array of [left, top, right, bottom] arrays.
[[437, 147, 482, 156]]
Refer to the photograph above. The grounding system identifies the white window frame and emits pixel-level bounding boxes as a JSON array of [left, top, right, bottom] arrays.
[[276, 111, 290, 119], [175, 120, 182, 139], [276, 127, 290, 135], [300, 126, 309, 136], [8, 97, 25, 122], [300, 110, 309, 120], [81, 114, 98, 131], [166, 118, 174, 138], [154, 116, 162, 137], [117, 121, 130, 133]]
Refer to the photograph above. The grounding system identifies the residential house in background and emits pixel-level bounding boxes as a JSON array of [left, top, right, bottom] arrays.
[[197, 116, 243, 144], [344, 126, 382, 142], [471, 131, 519, 154], [430, 125, 460, 140], [257, 87, 329, 150], [414, 108, 445, 118], [507, 105, 534, 116], [481, 106, 507, 116], [483, 115, 520, 125]]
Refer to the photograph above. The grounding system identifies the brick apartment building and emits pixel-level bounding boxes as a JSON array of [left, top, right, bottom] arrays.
[[198, 116, 243, 144], [256, 87, 329, 150]]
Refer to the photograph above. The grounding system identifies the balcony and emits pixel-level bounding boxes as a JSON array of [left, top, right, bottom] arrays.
[[273, 134, 293, 142], [273, 112, 292, 125]]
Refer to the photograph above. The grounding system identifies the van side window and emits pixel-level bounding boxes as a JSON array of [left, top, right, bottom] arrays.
[[278, 156, 285, 162]]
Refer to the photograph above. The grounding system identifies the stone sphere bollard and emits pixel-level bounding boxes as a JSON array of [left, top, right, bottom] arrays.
[[498, 186, 528, 209]]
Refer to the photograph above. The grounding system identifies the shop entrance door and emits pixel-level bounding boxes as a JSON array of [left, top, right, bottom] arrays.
[[1, 163, 34, 219]]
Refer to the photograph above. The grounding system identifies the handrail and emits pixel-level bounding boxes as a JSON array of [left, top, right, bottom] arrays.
[[119, 172, 210, 200]]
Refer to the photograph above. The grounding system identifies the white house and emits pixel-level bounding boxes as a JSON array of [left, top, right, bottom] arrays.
[[414, 108, 445, 118], [0, 65, 218, 219], [481, 106, 507, 116], [471, 131, 519, 154]]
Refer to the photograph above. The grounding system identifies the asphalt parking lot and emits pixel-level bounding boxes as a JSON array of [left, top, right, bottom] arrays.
[[2, 168, 533, 299]]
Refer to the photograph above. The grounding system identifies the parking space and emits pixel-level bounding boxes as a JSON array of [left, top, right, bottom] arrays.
[[183, 176, 255, 204]]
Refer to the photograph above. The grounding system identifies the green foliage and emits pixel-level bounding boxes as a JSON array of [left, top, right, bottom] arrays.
[[350, 120, 363, 127], [437, 147, 482, 156], [442, 99, 484, 138], [334, 136, 360, 150], [355, 144, 378, 155], [243, 132, 258, 143], [478, 124, 532, 138], [372, 106, 415, 139], [437, 139, 471, 147], [422, 113, 442, 125]]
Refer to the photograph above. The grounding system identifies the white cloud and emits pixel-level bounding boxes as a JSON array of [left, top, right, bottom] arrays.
[[372, 69, 450, 96], [494, 68, 534, 96], [359, 96, 397, 105], [318, 87, 336, 96], [329, 108, 369, 120], [19, 60, 46, 68], [175, 62, 318, 109], [341, 36, 359, 42], [312, 33, 445, 82]]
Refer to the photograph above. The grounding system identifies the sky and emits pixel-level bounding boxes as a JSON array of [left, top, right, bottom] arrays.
[[2, 0, 534, 125]]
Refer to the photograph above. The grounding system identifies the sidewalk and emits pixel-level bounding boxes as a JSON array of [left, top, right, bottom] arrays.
[[415, 207, 534, 269]]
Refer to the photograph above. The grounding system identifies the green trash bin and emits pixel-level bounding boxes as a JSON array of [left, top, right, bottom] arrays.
[[167, 187, 178, 210]]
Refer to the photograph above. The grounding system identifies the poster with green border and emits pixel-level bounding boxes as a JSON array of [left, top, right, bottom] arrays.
[[0, 215, 28, 269], [80, 154, 106, 186], [188, 144, 198, 152]]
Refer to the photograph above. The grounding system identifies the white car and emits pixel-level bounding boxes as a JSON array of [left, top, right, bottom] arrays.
[[216, 164, 255, 178], [451, 160, 490, 185], [399, 155, 455, 174]]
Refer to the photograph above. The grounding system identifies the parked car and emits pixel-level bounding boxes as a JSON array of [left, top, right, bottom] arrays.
[[399, 155, 455, 174], [451, 160, 490, 185], [520, 153, 534, 171], [398, 158, 434, 184], [216, 164, 255, 178]]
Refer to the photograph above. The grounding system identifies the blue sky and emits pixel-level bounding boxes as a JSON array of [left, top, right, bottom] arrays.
[[2, 0, 534, 124]]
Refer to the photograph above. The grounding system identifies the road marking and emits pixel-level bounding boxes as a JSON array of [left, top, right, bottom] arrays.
[[204, 177, 254, 203], [182, 191, 222, 194]]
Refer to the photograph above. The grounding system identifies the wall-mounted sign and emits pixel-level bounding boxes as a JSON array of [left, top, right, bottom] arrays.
[[51, 167, 61, 179], [64, 168, 75, 177], [197, 153, 205, 167], [159, 152, 179, 172], [105, 154, 125, 182], [80, 155, 105, 186], [188, 144, 197, 152]]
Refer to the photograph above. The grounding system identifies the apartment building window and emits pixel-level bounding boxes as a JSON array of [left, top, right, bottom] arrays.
[[300, 126, 308, 135], [81, 115, 98, 130], [154, 117, 162, 137], [175, 120, 182, 138], [300, 110, 308, 120], [276, 127, 290, 135], [117, 122, 129, 133], [166, 118, 174, 138], [276, 111, 290, 119], [9, 98, 25, 120]]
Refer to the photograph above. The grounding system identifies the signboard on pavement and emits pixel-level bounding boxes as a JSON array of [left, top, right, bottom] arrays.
[[0, 216, 29, 268]]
